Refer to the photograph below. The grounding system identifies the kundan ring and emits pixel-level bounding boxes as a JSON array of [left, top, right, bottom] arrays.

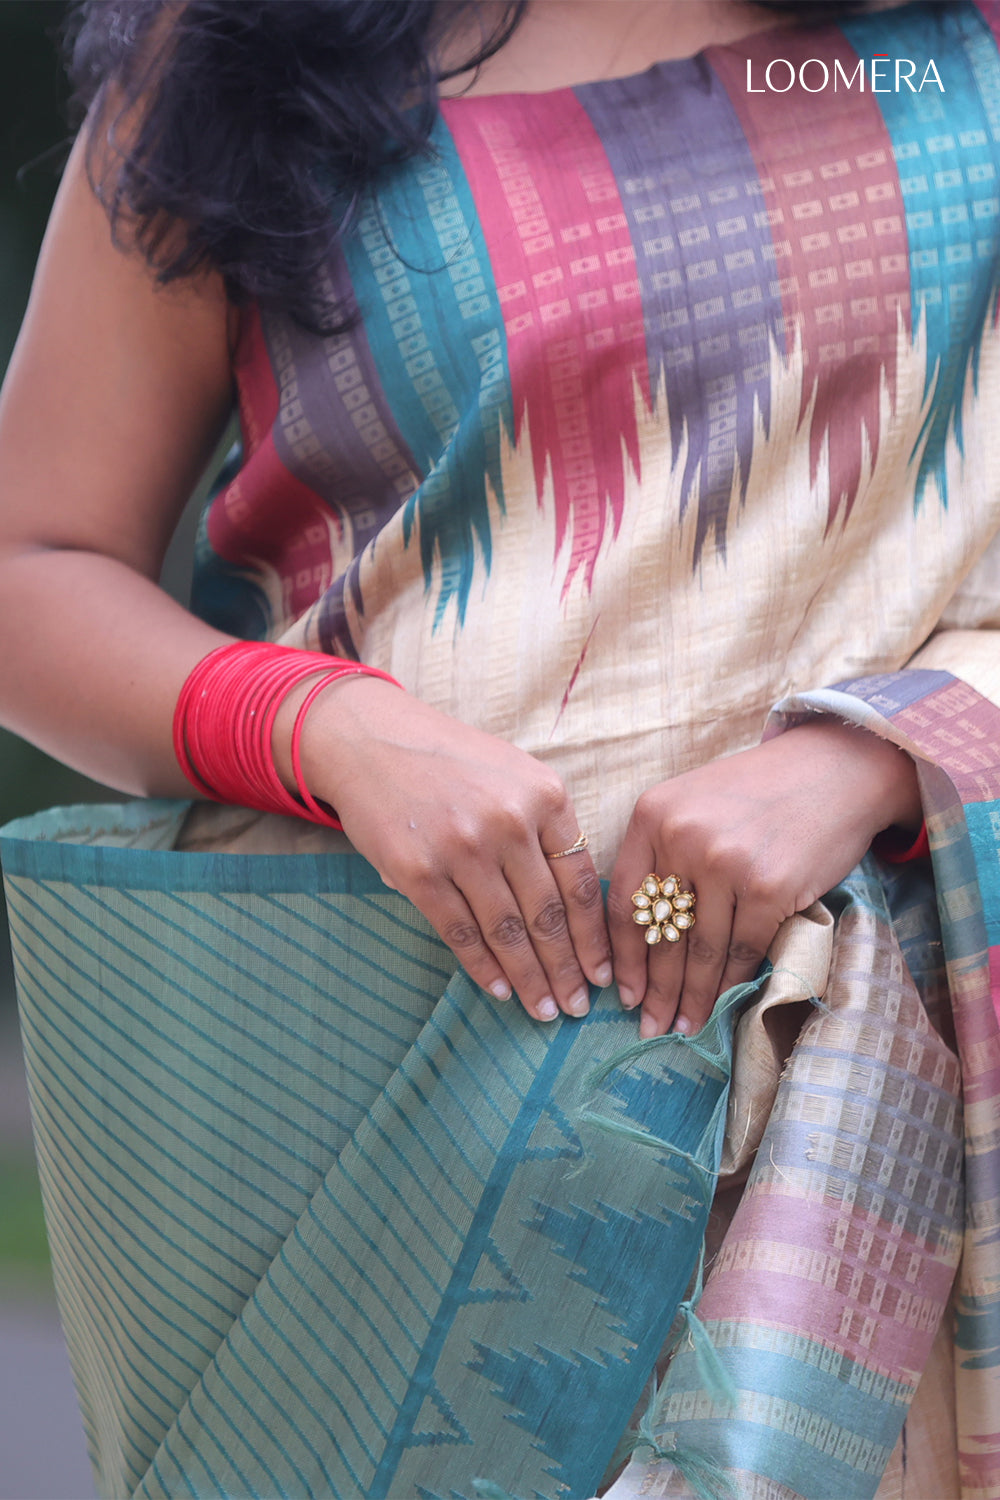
[[545, 831, 589, 859], [631, 874, 696, 945]]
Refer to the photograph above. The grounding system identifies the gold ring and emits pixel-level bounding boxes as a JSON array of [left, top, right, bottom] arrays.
[[545, 832, 589, 860], [631, 873, 696, 945]]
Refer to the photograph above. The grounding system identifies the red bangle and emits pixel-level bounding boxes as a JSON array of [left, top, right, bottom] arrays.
[[173, 641, 402, 828], [875, 820, 930, 863], [289, 669, 365, 824]]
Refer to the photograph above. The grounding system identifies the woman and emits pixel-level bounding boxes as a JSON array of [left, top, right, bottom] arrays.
[[0, 0, 997, 1496]]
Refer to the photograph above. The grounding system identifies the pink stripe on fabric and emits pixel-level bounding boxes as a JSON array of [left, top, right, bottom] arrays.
[[976, 2, 1000, 64], [208, 307, 337, 620], [709, 32, 910, 531], [988, 947, 1000, 1038], [983, 3, 1000, 343], [701, 1190, 958, 1373], [961, 1443, 1000, 1491], [443, 91, 649, 594], [894, 681, 1000, 802]]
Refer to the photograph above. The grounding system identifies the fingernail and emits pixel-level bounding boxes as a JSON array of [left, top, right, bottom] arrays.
[[490, 980, 512, 1001], [595, 961, 613, 987], [537, 997, 559, 1021], [618, 985, 639, 1011], [672, 1015, 692, 1035], [639, 1014, 659, 1039], [568, 988, 590, 1017]]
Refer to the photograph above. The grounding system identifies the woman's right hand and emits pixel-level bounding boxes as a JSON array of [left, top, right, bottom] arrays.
[[0, 131, 607, 1026], [288, 674, 613, 1022]]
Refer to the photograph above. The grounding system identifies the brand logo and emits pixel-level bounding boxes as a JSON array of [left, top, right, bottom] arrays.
[[746, 54, 945, 94]]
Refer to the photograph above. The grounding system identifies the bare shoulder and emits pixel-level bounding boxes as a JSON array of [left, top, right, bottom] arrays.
[[442, 0, 785, 96]]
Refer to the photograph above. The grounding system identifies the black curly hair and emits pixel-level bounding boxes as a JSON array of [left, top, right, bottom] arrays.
[[66, 0, 881, 329]]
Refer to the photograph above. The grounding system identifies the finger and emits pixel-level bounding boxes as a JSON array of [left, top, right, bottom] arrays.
[[670, 884, 736, 1036], [543, 840, 613, 991], [420, 882, 517, 1004], [607, 837, 660, 1012], [491, 846, 594, 1018], [638, 872, 714, 1037], [636, 931, 685, 1037], [455, 867, 582, 1023], [713, 901, 775, 1008]]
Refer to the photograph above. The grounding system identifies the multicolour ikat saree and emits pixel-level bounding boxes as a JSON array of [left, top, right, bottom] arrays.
[[603, 669, 1000, 1500], [2, 666, 999, 1499], [6, 0, 1000, 1494]]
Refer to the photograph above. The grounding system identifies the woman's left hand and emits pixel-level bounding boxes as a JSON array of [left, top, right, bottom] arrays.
[[607, 720, 923, 1038]]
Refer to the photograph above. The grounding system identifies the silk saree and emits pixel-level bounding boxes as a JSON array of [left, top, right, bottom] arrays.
[[7, 2, 1000, 1493], [2, 665, 999, 1500]]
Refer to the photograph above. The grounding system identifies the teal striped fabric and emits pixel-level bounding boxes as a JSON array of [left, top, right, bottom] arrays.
[[2, 801, 740, 1500]]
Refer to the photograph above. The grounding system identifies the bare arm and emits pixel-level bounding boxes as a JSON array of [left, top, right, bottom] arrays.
[[0, 139, 613, 1019], [0, 136, 235, 796]]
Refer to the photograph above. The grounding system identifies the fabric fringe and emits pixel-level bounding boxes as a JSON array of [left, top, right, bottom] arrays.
[[585, 971, 769, 1093], [574, 1107, 719, 1195], [635, 1440, 736, 1500], [767, 963, 830, 1015], [609, 1372, 736, 1500], [676, 1299, 738, 1411]]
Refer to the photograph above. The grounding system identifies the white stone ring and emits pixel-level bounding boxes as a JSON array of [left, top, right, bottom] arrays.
[[630, 873, 697, 946]]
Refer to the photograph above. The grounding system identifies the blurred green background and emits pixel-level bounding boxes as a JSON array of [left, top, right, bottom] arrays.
[[0, 1, 204, 1299], [0, 0, 85, 1297], [0, 14, 211, 1490], [0, 4, 96, 828]]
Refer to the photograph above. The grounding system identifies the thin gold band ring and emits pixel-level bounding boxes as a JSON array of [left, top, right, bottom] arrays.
[[545, 832, 589, 860]]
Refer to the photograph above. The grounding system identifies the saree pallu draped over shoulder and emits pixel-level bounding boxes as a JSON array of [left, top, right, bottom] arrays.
[[2, 668, 999, 1500]]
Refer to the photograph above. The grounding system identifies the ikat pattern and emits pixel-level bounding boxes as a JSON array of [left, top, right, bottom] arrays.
[[132, 17, 1000, 1489], [576, 61, 786, 561], [4, 671, 1000, 1498], [603, 668, 1000, 1500], [840, 3, 1000, 509], [339, 123, 514, 628], [193, 0, 1000, 640], [711, 31, 911, 531], [1, 805, 739, 1500]]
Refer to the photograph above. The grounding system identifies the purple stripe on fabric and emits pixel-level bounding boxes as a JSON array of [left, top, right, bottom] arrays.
[[577, 61, 785, 563], [710, 29, 910, 532], [262, 258, 420, 651], [833, 669, 955, 715]]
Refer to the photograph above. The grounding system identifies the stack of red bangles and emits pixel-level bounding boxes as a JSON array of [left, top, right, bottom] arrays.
[[173, 640, 402, 829]]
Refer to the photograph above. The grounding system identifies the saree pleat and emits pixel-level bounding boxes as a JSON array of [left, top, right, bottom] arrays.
[[3, 805, 741, 1500], [610, 874, 964, 1499], [3, 670, 1000, 1500], [604, 669, 1000, 1500]]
